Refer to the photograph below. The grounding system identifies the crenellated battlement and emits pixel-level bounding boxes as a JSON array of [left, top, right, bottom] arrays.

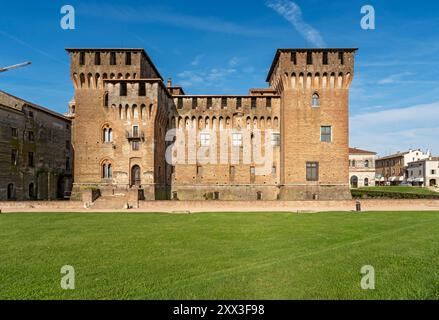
[[267, 49, 357, 92], [66, 48, 162, 90], [172, 95, 280, 113]]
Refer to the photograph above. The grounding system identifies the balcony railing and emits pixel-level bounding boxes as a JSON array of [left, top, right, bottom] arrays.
[[126, 131, 145, 140]]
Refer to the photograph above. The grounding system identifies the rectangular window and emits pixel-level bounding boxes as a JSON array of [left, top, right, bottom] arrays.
[[110, 52, 116, 65], [338, 52, 344, 65], [236, 97, 242, 109], [272, 165, 277, 176], [132, 141, 140, 151], [291, 52, 297, 64], [230, 166, 235, 181], [11, 127, 18, 138], [11, 149, 18, 165], [232, 133, 242, 146], [251, 97, 257, 109], [132, 125, 139, 138], [79, 52, 85, 65], [95, 52, 101, 65], [221, 97, 227, 109], [322, 52, 328, 65], [307, 51, 313, 65], [192, 98, 198, 109], [138, 82, 146, 96], [125, 52, 132, 65], [28, 152, 34, 167], [200, 133, 210, 146], [120, 83, 127, 96], [197, 165, 203, 177], [432, 170, 436, 175], [266, 97, 272, 108], [320, 126, 332, 142], [306, 162, 319, 181], [28, 110, 34, 118], [177, 98, 183, 109], [206, 97, 212, 109], [271, 133, 281, 146], [28, 131, 34, 142], [250, 166, 256, 183]]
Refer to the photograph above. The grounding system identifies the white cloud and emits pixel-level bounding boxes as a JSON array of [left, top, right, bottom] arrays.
[[178, 68, 236, 87], [377, 72, 413, 85], [191, 54, 204, 66], [81, 4, 281, 38], [228, 57, 239, 67], [350, 101, 439, 156], [266, 0, 326, 47]]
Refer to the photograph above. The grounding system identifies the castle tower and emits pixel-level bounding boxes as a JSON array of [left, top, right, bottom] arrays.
[[266, 49, 357, 200], [66, 48, 171, 200]]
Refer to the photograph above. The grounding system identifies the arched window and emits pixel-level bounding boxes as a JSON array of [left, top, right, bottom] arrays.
[[102, 126, 113, 143], [102, 161, 113, 179], [352, 160, 356, 167], [312, 93, 320, 107], [364, 178, 369, 187]]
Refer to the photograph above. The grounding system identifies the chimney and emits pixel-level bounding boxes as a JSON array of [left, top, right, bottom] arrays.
[[167, 78, 172, 88]]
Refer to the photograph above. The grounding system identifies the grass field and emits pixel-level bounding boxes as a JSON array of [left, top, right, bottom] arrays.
[[358, 186, 439, 195], [1, 211, 439, 300]]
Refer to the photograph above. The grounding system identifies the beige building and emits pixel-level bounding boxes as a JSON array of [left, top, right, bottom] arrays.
[[0, 90, 73, 200], [375, 149, 431, 185], [349, 147, 376, 188], [66, 47, 356, 203], [407, 157, 439, 187]]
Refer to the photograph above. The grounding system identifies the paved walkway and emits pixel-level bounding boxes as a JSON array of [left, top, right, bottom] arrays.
[[2, 199, 439, 213]]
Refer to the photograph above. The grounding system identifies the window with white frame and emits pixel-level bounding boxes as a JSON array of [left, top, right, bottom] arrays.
[[200, 133, 210, 146], [232, 133, 242, 146], [271, 133, 280, 146]]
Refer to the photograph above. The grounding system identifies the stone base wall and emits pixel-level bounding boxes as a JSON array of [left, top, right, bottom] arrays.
[[0, 200, 82, 209], [171, 185, 280, 201], [279, 184, 352, 200]]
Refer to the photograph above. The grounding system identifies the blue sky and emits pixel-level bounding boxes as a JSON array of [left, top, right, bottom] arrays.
[[1, 0, 438, 156]]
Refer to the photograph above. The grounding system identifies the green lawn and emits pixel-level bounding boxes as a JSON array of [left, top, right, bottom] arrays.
[[358, 186, 439, 195], [1, 211, 439, 300]]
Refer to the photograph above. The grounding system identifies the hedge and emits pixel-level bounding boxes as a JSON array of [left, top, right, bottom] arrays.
[[351, 189, 439, 199]]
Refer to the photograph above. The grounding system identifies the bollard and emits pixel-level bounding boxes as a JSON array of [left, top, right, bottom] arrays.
[[356, 201, 361, 212]]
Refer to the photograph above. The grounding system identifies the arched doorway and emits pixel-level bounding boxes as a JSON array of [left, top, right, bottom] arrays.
[[350, 176, 358, 188], [430, 179, 437, 187], [131, 165, 141, 187], [29, 183, 35, 199], [7, 183, 14, 200]]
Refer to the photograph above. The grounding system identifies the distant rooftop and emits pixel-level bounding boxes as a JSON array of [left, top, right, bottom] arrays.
[[0, 90, 70, 121], [349, 147, 376, 155]]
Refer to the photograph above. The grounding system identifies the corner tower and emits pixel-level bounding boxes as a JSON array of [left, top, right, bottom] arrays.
[[66, 48, 171, 200], [267, 48, 357, 200]]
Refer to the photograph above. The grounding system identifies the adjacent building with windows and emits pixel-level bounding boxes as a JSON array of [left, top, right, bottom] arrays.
[[66, 47, 356, 201], [0, 90, 73, 201], [349, 147, 377, 188], [407, 157, 439, 187], [375, 149, 431, 185]]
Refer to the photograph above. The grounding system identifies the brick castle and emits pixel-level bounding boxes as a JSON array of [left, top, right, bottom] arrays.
[[66, 48, 356, 201]]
